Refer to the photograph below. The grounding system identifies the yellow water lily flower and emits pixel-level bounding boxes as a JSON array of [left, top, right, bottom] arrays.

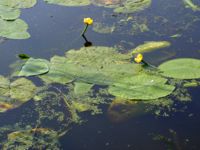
[[134, 53, 143, 63], [83, 17, 93, 25]]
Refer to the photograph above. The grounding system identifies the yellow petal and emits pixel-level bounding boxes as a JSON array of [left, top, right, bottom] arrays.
[[83, 17, 93, 25]]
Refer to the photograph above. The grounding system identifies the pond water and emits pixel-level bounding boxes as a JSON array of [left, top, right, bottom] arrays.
[[0, 0, 200, 149]]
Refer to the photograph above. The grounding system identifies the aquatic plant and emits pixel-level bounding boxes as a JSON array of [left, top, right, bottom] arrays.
[[159, 58, 200, 79], [44, 0, 152, 14], [0, 0, 37, 39], [134, 53, 143, 63], [82, 17, 93, 35], [132, 41, 171, 54], [0, 76, 37, 112], [18, 58, 50, 76]]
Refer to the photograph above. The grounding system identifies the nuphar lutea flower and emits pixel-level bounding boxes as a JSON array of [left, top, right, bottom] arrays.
[[83, 18, 93, 25], [134, 53, 143, 63]]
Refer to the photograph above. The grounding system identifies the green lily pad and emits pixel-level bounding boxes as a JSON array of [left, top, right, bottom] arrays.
[[0, 18, 30, 39], [132, 41, 171, 54], [0, 76, 37, 103], [39, 46, 176, 100], [108, 74, 175, 100], [40, 46, 140, 85], [0, 5, 20, 20], [0, 0, 37, 8], [158, 58, 200, 79], [18, 58, 50, 76], [44, 0, 90, 6]]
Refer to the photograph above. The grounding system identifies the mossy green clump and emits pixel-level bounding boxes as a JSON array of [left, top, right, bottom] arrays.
[[3, 128, 60, 150], [158, 58, 200, 79], [113, 0, 152, 14]]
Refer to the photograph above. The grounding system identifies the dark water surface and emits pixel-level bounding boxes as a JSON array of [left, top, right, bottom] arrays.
[[0, 0, 200, 149]]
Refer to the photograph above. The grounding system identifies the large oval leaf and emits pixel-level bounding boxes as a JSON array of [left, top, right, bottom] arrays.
[[108, 74, 175, 100], [158, 58, 200, 79]]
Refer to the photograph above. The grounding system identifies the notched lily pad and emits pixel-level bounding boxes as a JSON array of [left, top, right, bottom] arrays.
[[0, 18, 30, 39], [18, 58, 50, 77], [158, 58, 200, 79]]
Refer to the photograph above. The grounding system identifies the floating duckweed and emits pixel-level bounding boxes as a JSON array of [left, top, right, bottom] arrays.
[[92, 22, 115, 34]]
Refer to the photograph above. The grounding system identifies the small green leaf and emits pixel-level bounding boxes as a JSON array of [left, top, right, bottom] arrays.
[[19, 58, 50, 76]]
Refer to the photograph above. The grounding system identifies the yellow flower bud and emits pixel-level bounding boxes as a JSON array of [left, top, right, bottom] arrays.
[[134, 53, 143, 63], [83, 17, 93, 25]]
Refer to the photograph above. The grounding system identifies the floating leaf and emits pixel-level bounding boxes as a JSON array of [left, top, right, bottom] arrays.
[[158, 58, 200, 79], [108, 74, 175, 100], [0, 76, 37, 112], [0, 0, 37, 8], [19, 58, 50, 76], [0, 18, 30, 39], [39, 46, 176, 100], [0, 5, 20, 20], [44, 0, 90, 6], [132, 41, 171, 54]]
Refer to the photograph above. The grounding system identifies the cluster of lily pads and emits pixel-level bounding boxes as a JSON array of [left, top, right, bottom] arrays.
[[44, 0, 152, 14], [1, 41, 200, 147], [0, 0, 37, 39]]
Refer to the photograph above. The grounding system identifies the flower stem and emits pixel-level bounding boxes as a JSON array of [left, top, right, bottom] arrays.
[[81, 24, 89, 36]]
